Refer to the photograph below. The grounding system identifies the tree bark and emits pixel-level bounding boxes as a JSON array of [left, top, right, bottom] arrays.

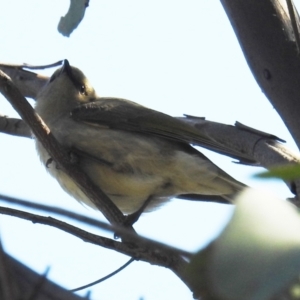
[[0, 244, 85, 300], [220, 0, 300, 150]]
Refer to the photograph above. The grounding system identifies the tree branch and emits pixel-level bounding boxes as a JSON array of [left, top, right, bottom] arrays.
[[2, 62, 298, 168], [0, 241, 13, 300], [0, 113, 31, 138], [0, 199, 191, 259], [0, 63, 48, 99], [0, 69, 126, 226], [220, 0, 300, 150], [0, 249, 86, 299], [0, 205, 195, 294]]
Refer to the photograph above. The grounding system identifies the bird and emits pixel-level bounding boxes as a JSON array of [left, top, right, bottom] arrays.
[[35, 59, 245, 215]]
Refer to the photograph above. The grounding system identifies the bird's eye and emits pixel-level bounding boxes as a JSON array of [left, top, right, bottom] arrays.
[[79, 85, 87, 95]]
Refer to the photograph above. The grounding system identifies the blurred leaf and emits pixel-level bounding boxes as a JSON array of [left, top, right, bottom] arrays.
[[256, 164, 300, 180], [57, 0, 89, 37], [186, 188, 300, 300]]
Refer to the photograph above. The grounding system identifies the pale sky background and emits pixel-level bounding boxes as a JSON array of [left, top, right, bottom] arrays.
[[0, 1, 299, 299]]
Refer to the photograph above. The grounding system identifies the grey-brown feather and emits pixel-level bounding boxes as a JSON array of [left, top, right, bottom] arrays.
[[35, 62, 245, 214]]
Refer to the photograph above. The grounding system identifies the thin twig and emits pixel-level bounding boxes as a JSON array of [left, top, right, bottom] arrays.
[[0, 193, 113, 231], [0, 61, 63, 70], [70, 258, 135, 292], [0, 206, 192, 259], [0, 205, 193, 289]]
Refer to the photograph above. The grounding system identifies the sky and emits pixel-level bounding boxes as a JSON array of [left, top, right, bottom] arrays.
[[0, 1, 299, 299]]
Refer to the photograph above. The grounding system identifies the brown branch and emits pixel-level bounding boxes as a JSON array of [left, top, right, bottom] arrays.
[[0, 61, 64, 100], [0, 193, 115, 230], [0, 206, 126, 253], [2, 63, 299, 172], [220, 0, 300, 200], [178, 117, 300, 198], [2, 106, 299, 169], [20, 61, 63, 70], [0, 64, 48, 99], [0, 205, 195, 294], [0, 242, 13, 300], [220, 0, 300, 150], [179, 117, 300, 167], [0, 69, 126, 226], [286, 0, 300, 53], [0, 194, 192, 257], [0, 114, 31, 138], [1, 251, 85, 299], [0, 232, 84, 299], [0, 204, 191, 259]]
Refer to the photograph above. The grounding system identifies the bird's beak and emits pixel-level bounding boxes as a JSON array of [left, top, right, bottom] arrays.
[[59, 59, 72, 78]]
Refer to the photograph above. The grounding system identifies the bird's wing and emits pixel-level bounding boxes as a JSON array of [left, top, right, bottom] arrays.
[[70, 97, 256, 164]]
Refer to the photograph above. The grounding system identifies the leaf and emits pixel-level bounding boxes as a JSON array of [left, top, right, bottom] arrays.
[[186, 188, 300, 300], [57, 0, 89, 37], [257, 164, 300, 180]]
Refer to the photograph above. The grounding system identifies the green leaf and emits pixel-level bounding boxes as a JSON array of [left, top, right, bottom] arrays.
[[186, 188, 300, 300], [256, 164, 300, 180]]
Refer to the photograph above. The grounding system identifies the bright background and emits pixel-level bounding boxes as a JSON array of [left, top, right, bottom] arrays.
[[0, 1, 298, 299]]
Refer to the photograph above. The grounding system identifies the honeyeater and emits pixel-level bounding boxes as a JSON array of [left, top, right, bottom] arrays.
[[35, 60, 245, 214]]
